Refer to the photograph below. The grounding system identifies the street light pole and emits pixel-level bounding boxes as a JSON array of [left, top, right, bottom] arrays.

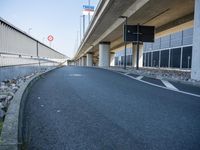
[[119, 16, 128, 70], [80, 15, 82, 42], [136, 24, 140, 70], [88, 0, 91, 24]]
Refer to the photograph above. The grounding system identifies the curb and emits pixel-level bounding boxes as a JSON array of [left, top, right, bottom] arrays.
[[101, 67, 200, 88], [0, 66, 61, 150]]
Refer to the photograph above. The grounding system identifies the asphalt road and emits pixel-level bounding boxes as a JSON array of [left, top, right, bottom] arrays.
[[23, 66, 200, 150]]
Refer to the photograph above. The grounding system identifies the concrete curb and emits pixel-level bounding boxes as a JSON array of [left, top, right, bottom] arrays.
[[0, 66, 61, 150], [100, 67, 200, 88]]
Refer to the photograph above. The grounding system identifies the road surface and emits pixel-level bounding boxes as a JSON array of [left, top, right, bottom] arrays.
[[23, 66, 200, 150]]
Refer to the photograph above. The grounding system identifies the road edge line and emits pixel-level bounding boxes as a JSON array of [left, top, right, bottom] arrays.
[[94, 67, 200, 98]]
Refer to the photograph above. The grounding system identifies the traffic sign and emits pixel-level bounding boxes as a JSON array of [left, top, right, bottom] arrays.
[[47, 35, 54, 42], [123, 25, 155, 42]]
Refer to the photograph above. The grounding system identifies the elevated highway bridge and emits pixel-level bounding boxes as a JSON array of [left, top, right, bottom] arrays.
[[73, 0, 200, 81]]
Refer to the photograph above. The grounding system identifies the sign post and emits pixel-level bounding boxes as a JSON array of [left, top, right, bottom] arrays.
[[47, 35, 54, 47], [123, 24, 155, 69]]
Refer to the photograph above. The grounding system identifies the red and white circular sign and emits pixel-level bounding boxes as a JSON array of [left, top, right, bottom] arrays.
[[47, 35, 54, 41]]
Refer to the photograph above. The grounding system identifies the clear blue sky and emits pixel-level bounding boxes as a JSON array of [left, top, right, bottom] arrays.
[[0, 0, 99, 58]]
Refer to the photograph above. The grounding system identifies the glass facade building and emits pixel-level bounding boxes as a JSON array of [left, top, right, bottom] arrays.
[[114, 48, 132, 66], [143, 28, 193, 69], [114, 28, 193, 69]]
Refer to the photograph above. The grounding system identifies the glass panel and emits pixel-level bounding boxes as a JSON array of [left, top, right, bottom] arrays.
[[152, 51, 159, 67], [160, 50, 169, 67], [183, 28, 193, 45], [143, 53, 146, 67], [152, 38, 161, 50], [115, 57, 119, 66], [161, 35, 170, 49], [182, 46, 192, 68], [170, 31, 182, 47], [170, 48, 181, 68]]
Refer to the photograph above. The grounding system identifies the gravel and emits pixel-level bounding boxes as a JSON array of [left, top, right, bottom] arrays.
[[0, 70, 47, 122]]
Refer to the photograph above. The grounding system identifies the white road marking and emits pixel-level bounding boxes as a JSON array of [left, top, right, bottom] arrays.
[[161, 80, 179, 91], [136, 76, 144, 80], [40, 105, 44, 107], [38, 97, 40, 99], [100, 68, 200, 98], [123, 74, 200, 98], [68, 74, 83, 77], [57, 110, 61, 113]]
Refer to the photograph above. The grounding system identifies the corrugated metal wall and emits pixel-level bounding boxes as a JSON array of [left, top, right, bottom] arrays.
[[0, 18, 66, 67]]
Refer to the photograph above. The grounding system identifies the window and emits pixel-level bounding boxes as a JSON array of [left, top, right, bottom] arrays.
[[183, 28, 193, 45], [152, 51, 159, 67], [160, 50, 169, 67], [182, 46, 192, 68], [115, 57, 119, 66], [170, 48, 181, 68], [143, 53, 146, 67], [161, 35, 170, 49], [127, 55, 132, 66], [170, 31, 182, 47]]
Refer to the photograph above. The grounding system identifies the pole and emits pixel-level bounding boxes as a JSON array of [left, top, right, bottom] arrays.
[[83, 15, 85, 36], [136, 24, 140, 70], [37, 41, 40, 67], [77, 31, 79, 47], [80, 16, 82, 42], [124, 17, 127, 69], [88, 0, 91, 24]]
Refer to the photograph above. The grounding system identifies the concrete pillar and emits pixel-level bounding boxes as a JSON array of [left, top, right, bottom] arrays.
[[87, 53, 93, 66], [132, 44, 143, 67], [99, 42, 110, 67], [79, 59, 81, 66], [110, 52, 115, 66], [80, 57, 86, 66], [191, 0, 200, 81]]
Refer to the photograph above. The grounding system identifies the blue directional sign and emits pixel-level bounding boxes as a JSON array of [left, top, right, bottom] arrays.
[[83, 5, 95, 11]]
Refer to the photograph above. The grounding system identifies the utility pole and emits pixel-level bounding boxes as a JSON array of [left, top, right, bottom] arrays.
[[80, 16, 82, 42], [83, 15, 85, 36], [88, 0, 91, 24]]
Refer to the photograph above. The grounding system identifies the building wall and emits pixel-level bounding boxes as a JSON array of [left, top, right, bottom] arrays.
[[0, 19, 66, 62], [112, 21, 194, 69], [143, 27, 193, 69]]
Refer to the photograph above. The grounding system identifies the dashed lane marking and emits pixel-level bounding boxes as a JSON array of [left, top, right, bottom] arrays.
[[124, 72, 130, 75], [99, 68, 200, 98], [161, 80, 179, 91], [136, 76, 144, 80], [122, 73, 200, 98]]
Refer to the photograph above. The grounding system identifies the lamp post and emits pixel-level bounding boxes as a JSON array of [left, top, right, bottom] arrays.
[[119, 16, 128, 70], [88, 0, 91, 23]]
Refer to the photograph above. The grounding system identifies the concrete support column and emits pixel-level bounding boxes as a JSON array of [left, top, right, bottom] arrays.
[[99, 42, 110, 67], [81, 56, 86, 66], [110, 52, 115, 66], [79, 59, 81, 66], [132, 44, 143, 68], [191, 0, 200, 81], [86, 53, 93, 66]]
